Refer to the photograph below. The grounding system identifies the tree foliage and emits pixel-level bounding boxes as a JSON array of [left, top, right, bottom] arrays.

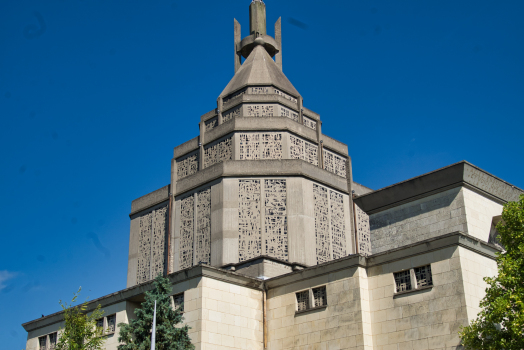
[[118, 273, 194, 350], [459, 194, 524, 349], [56, 287, 105, 350]]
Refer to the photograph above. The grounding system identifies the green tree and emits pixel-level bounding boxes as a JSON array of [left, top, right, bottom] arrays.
[[118, 273, 194, 350], [459, 194, 524, 349], [56, 287, 106, 350]]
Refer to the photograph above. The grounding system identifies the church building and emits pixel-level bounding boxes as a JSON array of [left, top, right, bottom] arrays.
[[23, 1, 523, 350]]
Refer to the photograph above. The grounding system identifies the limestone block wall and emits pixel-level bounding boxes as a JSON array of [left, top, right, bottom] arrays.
[[171, 277, 203, 349], [458, 246, 497, 321], [367, 246, 468, 350], [369, 188, 467, 254], [462, 188, 503, 242], [200, 277, 263, 349], [266, 267, 373, 350]]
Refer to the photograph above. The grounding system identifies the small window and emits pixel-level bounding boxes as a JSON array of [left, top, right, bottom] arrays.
[[96, 318, 104, 330], [173, 293, 184, 312], [106, 314, 116, 333], [394, 270, 412, 292], [414, 265, 433, 288], [312, 286, 327, 307], [296, 290, 309, 312], [39, 336, 47, 350], [49, 333, 57, 350]]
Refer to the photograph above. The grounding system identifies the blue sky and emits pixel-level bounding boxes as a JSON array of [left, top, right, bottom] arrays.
[[1, 0, 523, 348]]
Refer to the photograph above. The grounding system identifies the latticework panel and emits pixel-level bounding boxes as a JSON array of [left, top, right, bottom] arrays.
[[289, 135, 318, 166], [313, 286, 327, 307], [238, 180, 262, 261], [265, 179, 288, 261], [205, 117, 218, 131], [280, 106, 299, 122], [203, 137, 232, 168], [151, 206, 168, 277], [274, 88, 298, 103], [223, 106, 240, 122], [323, 149, 347, 178], [314, 184, 331, 264], [330, 191, 346, 260], [355, 204, 371, 255], [251, 86, 270, 94], [415, 265, 433, 287], [303, 116, 317, 130], [261, 133, 283, 159], [239, 133, 283, 160], [394, 270, 412, 292], [137, 212, 152, 284], [223, 88, 246, 104], [176, 152, 199, 180], [247, 104, 274, 117], [179, 196, 194, 269], [195, 189, 211, 265], [296, 290, 310, 311]]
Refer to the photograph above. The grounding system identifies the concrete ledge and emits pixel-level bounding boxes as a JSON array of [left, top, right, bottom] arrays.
[[130, 185, 170, 215], [175, 159, 349, 196], [199, 108, 217, 122], [354, 161, 524, 214], [173, 137, 199, 159]]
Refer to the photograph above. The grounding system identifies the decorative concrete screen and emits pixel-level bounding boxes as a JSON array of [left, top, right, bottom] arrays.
[[178, 188, 212, 270], [273, 88, 297, 103], [289, 134, 318, 166], [323, 149, 347, 178], [330, 191, 346, 260], [313, 184, 347, 264], [179, 195, 194, 269], [222, 106, 240, 122], [205, 117, 218, 131], [238, 179, 288, 262], [246, 104, 275, 117], [176, 151, 199, 180], [354, 204, 371, 255], [239, 133, 283, 160], [280, 106, 299, 122], [223, 88, 247, 104], [137, 204, 168, 284], [203, 136, 233, 168], [303, 116, 317, 130], [239, 179, 262, 261], [264, 179, 288, 261]]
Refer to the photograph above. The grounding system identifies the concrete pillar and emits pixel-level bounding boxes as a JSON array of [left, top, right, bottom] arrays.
[[172, 198, 182, 272], [287, 178, 316, 266], [211, 179, 239, 266], [249, 0, 266, 36], [275, 17, 282, 70], [217, 98, 223, 124], [234, 19, 242, 73], [346, 156, 357, 255]]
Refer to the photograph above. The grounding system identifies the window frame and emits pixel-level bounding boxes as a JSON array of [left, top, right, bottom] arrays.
[[38, 331, 58, 350], [295, 285, 328, 314], [96, 314, 117, 335], [172, 292, 185, 312], [393, 264, 434, 296]]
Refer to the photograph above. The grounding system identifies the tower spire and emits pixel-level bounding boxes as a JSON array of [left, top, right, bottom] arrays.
[[234, 0, 282, 73]]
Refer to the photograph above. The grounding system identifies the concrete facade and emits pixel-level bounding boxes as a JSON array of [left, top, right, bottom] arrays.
[[23, 1, 523, 350]]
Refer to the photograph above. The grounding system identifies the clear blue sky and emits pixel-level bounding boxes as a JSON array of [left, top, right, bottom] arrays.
[[1, 0, 523, 348]]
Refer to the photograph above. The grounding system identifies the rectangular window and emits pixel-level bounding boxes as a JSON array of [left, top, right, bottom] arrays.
[[173, 293, 184, 312], [106, 314, 116, 333], [394, 270, 412, 292], [312, 286, 327, 307], [296, 290, 310, 312], [39, 336, 47, 350], [49, 333, 57, 350], [96, 318, 104, 330], [414, 265, 433, 288]]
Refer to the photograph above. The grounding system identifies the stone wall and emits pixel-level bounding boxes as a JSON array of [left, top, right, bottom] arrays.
[[200, 277, 263, 349], [458, 246, 497, 321], [367, 246, 468, 350], [462, 188, 503, 242], [266, 266, 372, 350], [369, 188, 467, 254]]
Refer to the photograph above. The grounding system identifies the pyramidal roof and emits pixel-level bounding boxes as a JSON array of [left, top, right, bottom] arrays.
[[220, 45, 300, 98]]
